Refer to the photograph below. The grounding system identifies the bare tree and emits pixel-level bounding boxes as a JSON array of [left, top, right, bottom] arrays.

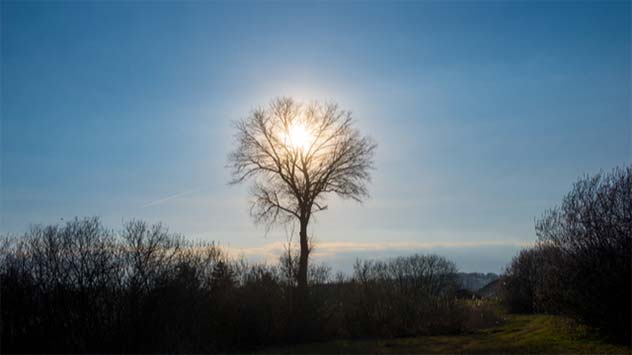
[[228, 97, 376, 291], [535, 165, 631, 343]]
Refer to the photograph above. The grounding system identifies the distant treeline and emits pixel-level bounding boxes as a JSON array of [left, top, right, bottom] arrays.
[[503, 166, 631, 344], [1, 218, 476, 353]]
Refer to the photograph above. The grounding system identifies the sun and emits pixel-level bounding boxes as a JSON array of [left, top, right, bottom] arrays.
[[286, 122, 312, 152]]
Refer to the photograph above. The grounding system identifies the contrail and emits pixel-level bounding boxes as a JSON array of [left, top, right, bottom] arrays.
[[141, 188, 203, 208]]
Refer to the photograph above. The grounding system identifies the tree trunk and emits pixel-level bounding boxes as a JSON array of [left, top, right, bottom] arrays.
[[289, 216, 310, 341], [289, 214, 310, 342], [297, 216, 309, 290]]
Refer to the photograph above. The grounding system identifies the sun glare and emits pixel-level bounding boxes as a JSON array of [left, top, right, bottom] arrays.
[[286, 122, 312, 152]]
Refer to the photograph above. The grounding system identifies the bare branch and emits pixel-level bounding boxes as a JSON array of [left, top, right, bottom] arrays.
[[228, 97, 376, 226]]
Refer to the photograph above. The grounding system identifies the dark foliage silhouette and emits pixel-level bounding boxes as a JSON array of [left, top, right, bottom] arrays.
[[503, 166, 631, 344], [4, 168, 627, 352], [1, 218, 465, 354]]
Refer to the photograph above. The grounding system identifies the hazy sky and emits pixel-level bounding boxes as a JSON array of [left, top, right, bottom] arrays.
[[2, 1, 630, 273]]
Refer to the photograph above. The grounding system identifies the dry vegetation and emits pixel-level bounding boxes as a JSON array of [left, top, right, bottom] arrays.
[[1, 219, 474, 353], [503, 166, 631, 344], [263, 314, 631, 354], [1, 165, 629, 353]]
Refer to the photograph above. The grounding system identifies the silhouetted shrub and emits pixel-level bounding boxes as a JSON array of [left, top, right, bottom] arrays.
[[1, 218, 469, 353], [503, 166, 631, 344], [0, 218, 227, 353], [344, 254, 462, 337], [503, 248, 540, 313]]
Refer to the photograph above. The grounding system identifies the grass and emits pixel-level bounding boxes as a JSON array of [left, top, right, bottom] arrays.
[[262, 314, 631, 354]]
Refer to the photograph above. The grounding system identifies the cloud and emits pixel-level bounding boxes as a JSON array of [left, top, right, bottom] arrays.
[[227, 239, 532, 273], [309, 240, 531, 257]]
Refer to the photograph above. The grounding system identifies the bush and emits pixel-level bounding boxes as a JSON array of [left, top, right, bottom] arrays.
[[503, 166, 631, 344], [344, 254, 462, 337], [0, 218, 469, 353]]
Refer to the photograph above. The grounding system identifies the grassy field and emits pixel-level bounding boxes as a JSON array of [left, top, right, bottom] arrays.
[[263, 314, 631, 354]]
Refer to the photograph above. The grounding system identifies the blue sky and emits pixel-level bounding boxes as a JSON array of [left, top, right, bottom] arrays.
[[2, 1, 630, 273]]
